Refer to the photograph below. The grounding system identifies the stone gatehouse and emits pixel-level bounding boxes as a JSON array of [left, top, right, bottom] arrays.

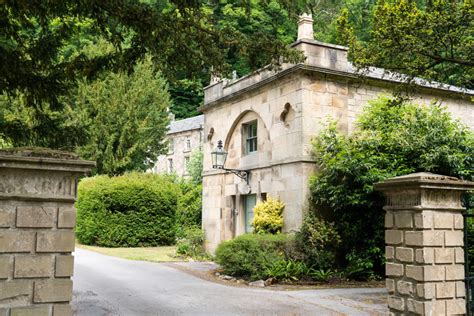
[[200, 15, 473, 252]]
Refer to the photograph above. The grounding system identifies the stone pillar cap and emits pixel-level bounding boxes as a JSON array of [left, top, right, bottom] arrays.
[[375, 172, 474, 192], [0, 147, 95, 173]]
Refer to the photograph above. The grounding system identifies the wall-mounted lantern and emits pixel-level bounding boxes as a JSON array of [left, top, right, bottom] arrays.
[[211, 140, 249, 183]]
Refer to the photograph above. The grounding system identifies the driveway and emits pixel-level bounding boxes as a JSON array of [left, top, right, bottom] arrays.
[[72, 248, 388, 315]]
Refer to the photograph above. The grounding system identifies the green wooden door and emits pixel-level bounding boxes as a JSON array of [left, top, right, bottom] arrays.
[[244, 194, 256, 233]]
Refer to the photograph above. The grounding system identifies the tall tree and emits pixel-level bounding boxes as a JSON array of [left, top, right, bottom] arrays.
[[73, 58, 171, 175], [338, 0, 473, 89], [0, 1, 303, 112]]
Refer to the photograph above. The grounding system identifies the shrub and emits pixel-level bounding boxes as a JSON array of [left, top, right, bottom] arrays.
[[293, 213, 341, 271], [176, 227, 206, 258], [310, 96, 474, 278], [251, 197, 284, 234], [215, 233, 289, 280], [175, 181, 202, 238], [264, 259, 311, 282], [76, 172, 179, 247]]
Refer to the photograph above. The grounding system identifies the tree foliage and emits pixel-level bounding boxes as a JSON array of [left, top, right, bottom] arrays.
[[73, 58, 170, 175], [310, 96, 474, 278], [186, 148, 204, 184], [0, 0, 304, 112], [338, 0, 474, 89]]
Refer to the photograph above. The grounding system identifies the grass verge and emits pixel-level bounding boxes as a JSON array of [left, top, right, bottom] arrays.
[[76, 243, 181, 263]]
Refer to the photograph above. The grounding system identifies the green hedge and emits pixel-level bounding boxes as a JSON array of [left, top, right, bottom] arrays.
[[76, 173, 181, 247]]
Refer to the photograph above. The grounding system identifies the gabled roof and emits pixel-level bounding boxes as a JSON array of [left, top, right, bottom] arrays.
[[168, 115, 204, 135]]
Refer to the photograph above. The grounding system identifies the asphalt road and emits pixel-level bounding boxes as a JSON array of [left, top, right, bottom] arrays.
[[72, 248, 388, 316]]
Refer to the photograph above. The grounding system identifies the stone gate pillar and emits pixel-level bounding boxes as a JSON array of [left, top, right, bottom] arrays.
[[0, 150, 94, 316], [375, 172, 474, 315]]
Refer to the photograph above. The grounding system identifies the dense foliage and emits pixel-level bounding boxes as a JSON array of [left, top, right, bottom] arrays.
[[175, 182, 203, 239], [176, 227, 207, 259], [292, 213, 341, 272], [215, 234, 290, 280], [186, 149, 204, 185], [76, 172, 203, 247], [251, 197, 285, 234], [215, 231, 340, 282], [76, 173, 179, 247], [73, 58, 170, 175], [0, 1, 303, 113], [309, 96, 474, 278], [338, 0, 473, 89]]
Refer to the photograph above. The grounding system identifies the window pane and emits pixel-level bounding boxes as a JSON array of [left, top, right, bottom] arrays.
[[243, 121, 258, 154]]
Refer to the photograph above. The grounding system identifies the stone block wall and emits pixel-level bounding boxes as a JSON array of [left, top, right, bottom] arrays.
[[0, 151, 93, 316], [376, 172, 474, 315]]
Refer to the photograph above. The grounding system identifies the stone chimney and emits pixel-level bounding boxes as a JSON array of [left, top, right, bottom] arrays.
[[297, 13, 314, 41]]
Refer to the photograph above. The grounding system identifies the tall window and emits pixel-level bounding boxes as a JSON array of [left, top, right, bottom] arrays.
[[243, 120, 257, 154], [184, 156, 190, 174], [168, 139, 174, 154], [186, 137, 191, 151], [168, 158, 173, 173]]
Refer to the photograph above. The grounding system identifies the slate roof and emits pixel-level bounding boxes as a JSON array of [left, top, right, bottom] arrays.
[[168, 115, 204, 135]]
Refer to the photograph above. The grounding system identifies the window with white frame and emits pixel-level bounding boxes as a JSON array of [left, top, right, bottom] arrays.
[[243, 120, 257, 154]]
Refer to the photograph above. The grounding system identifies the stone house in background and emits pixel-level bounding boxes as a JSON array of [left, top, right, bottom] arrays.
[[152, 115, 204, 178], [200, 14, 474, 252]]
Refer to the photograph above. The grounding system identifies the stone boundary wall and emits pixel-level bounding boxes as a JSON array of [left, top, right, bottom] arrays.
[[376, 172, 474, 315], [0, 152, 94, 316]]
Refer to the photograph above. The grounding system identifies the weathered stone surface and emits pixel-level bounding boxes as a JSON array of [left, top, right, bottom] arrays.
[[386, 279, 395, 293], [14, 255, 54, 278], [385, 212, 394, 228], [434, 248, 454, 264], [36, 231, 75, 253], [397, 280, 413, 295], [445, 231, 463, 246], [33, 279, 73, 303], [10, 306, 50, 316], [55, 255, 74, 277], [388, 296, 404, 311], [57, 207, 76, 228], [416, 283, 434, 299], [0, 206, 15, 228], [0, 255, 12, 279], [446, 298, 466, 315], [0, 280, 32, 301], [385, 230, 403, 245], [16, 206, 55, 228], [395, 247, 414, 263], [407, 299, 427, 315], [0, 152, 93, 313], [0, 231, 35, 253], [394, 212, 413, 228], [377, 173, 473, 315], [386, 263, 403, 277], [445, 265, 464, 281], [435, 282, 455, 298], [53, 304, 72, 316]]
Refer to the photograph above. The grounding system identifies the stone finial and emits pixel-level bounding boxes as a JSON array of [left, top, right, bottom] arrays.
[[297, 13, 314, 41]]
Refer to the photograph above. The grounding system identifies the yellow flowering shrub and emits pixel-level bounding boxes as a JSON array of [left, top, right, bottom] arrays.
[[251, 197, 284, 234]]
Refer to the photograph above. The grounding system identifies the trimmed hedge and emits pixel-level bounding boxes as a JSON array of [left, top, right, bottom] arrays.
[[76, 173, 180, 247]]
